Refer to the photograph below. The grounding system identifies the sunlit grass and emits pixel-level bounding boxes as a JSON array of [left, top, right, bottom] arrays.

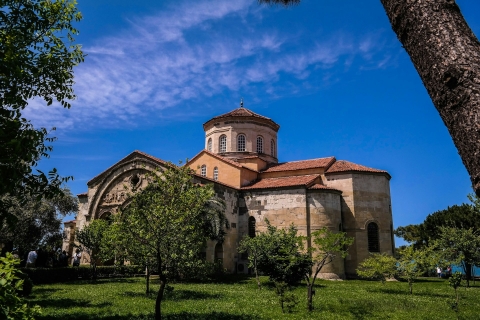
[[28, 276, 480, 319]]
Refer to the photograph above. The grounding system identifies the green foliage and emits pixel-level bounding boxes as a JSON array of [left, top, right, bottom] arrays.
[[29, 276, 480, 319], [242, 219, 312, 286], [117, 164, 229, 319], [305, 227, 353, 311], [238, 234, 267, 289], [76, 219, 109, 280], [0, 187, 78, 256], [396, 246, 425, 294], [0, 253, 40, 319], [0, 0, 84, 226], [274, 281, 298, 313], [433, 226, 480, 286], [356, 253, 397, 284]]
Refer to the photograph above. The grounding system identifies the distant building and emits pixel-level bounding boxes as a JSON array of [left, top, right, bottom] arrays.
[[64, 102, 394, 278]]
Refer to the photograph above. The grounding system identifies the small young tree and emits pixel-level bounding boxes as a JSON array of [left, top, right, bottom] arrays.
[[305, 227, 353, 311], [239, 235, 266, 289], [449, 272, 463, 319], [397, 245, 425, 294], [75, 219, 108, 281], [356, 253, 397, 284], [118, 165, 228, 320], [434, 226, 480, 287]]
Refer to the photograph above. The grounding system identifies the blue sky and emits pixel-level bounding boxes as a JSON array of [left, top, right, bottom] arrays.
[[29, 0, 480, 244]]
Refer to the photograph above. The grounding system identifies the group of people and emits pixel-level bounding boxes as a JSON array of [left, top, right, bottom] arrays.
[[436, 266, 453, 278], [24, 248, 82, 268]]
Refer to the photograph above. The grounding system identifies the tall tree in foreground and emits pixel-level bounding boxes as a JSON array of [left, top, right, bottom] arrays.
[[118, 165, 228, 320], [305, 228, 353, 311], [76, 219, 108, 281], [259, 0, 480, 195], [0, 0, 85, 225]]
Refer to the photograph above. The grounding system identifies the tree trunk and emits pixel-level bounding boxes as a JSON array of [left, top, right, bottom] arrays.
[[409, 280, 413, 295], [307, 283, 314, 311], [155, 273, 166, 320], [146, 265, 150, 295], [254, 261, 261, 289], [381, 0, 480, 194], [464, 261, 471, 287]]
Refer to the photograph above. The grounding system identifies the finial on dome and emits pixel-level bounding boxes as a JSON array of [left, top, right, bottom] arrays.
[[240, 98, 244, 109]]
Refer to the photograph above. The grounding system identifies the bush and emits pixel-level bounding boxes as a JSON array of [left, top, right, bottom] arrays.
[[20, 265, 144, 284]]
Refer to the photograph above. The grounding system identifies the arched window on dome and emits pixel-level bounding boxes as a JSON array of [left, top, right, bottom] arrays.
[[271, 139, 276, 157], [201, 164, 206, 177], [248, 216, 256, 238], [237, 134, 246, 152], [256, 136, 263, 154], [367, 222, 380, 253], [213, 167, 218, 181], [219, 135, 227, 153], [207, 138, 212, 152]]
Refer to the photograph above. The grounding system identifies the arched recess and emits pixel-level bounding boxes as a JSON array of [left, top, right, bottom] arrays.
[[214, 242, 223, 263], [87, 156, 167, 219], [248, 216, 256, 238], [367, 222, 380, 253]]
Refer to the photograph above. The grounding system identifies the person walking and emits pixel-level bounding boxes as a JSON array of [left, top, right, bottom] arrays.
[[436, 266, 442, 278]]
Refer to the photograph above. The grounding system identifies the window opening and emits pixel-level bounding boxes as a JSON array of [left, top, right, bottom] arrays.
[[207, 138, 212, 152], [367, 222, 380, 252], [219, 135, 227, 153], [256, 136, 263, 153], [201, 165, 206, 177], [237, 134, 246, 152], [271, 139, 276, 157], [248, 216, 256, 238], [213, 167, 218, 181]]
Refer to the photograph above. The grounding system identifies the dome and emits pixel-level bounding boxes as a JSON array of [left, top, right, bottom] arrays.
[[203, 101, 279, 163]]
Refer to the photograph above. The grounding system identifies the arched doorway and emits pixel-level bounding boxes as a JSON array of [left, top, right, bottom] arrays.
[[214, 242, 223, 264]]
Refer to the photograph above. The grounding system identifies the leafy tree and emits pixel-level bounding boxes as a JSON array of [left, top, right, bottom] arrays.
[[305, 227, 353, 311], [252, 219, 312, 286], [396, 245, 425, 294], [117, 165, 228, 320], [0, 187, 78, 257], [0, 0, 85, 225], [76, 219, 109, 281], [356, 253, 397, 285], [239, 235, 266, 289], [0, 253, 40, 319], [449, 271, 463, 317], [433, 226, 480, 287], [259, 0, 480, 196]]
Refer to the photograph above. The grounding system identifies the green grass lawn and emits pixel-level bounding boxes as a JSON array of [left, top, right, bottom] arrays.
[[27, 276, 480, 319]]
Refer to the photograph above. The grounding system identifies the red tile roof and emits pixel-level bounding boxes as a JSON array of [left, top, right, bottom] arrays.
[[187, 150, 258, 172], [262, 157, 336, 173], [308, 183, 342, 193], [192, 173, 239, 190], [77, 192, 88, 197], [326, 160, 389, 175], [242, 174, 320, 190], [204, 106, 280, 130]]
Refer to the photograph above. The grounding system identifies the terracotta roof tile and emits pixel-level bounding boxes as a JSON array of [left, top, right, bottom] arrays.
[[77, 192, 88, 197], [192, 173, 239, 190], [63, 220, 76, 224], [262, 157, 336, 173], [326, 160, 388, 175], [187, 150, 258, 172], [204, 106, 280, 130], [308, 183, 342, 193], [242, 174, 320, 190]]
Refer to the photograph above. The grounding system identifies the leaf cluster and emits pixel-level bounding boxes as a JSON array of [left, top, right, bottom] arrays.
[[0, 253, 40, 319], [357, 253, 397, 284]]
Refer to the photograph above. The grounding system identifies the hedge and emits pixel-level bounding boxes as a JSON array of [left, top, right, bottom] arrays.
[[20, 265, 145, 284]]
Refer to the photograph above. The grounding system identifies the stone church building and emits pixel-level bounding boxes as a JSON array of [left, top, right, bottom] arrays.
[[64, 104, 395, 279]]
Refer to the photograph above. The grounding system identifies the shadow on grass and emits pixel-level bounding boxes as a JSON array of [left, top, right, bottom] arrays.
[[31, 298, 113, 309], [32, 288, 61, 295], [37, 311, 260, 320], [366, 286, 450, 298], [123, 289, 223, 301]]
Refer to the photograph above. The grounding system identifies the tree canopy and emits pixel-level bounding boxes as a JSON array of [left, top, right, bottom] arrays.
[[117, 164, 228, 320], [0, 0, 85, 226]]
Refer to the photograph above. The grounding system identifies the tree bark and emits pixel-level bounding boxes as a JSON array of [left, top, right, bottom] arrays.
[[307, 283, 313, 311], [155, 256, 166, 320], [146, 265, 150, 295], [381, 0, 480, 194]]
